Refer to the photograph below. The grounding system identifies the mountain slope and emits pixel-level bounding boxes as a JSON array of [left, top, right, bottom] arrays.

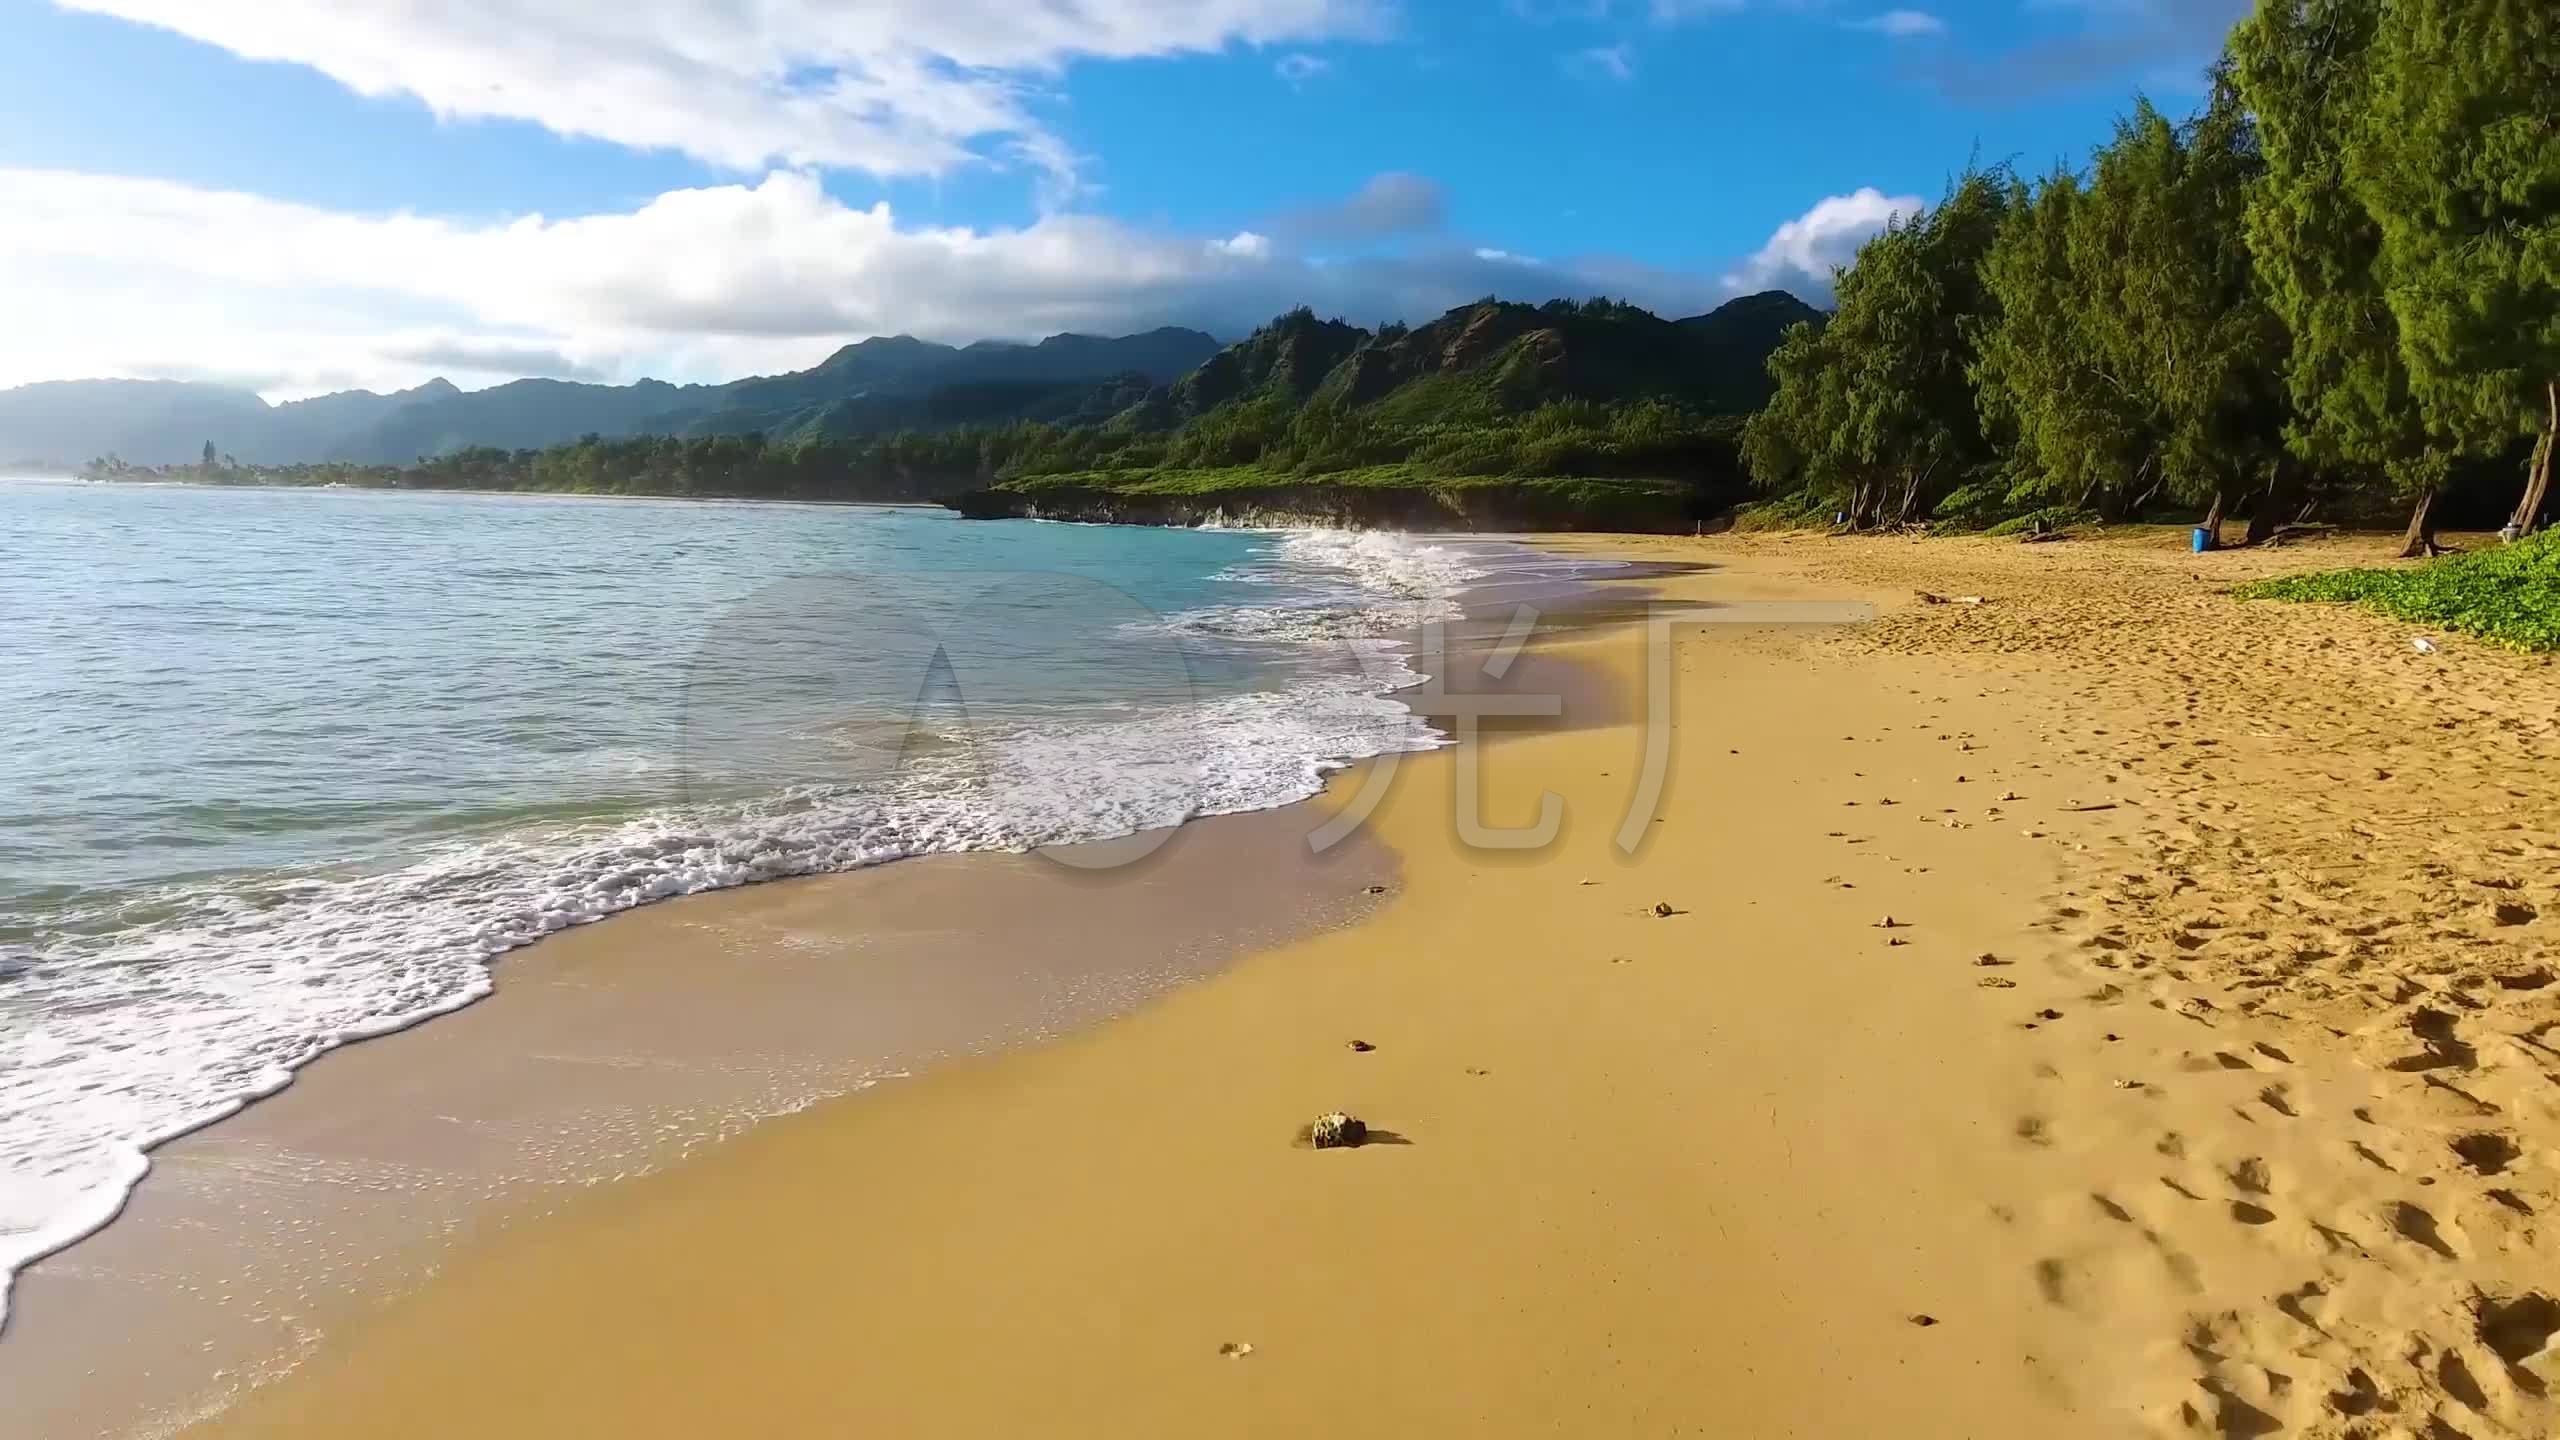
[[0, 380, 273, 468], [952, 290, 1824, 526], [1091, 290, 1818, 444], [0, 329, 1221, 466]]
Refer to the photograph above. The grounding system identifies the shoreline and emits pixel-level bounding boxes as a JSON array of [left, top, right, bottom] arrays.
[[0, 792, 1414, 1440], [190, 537, 2106, 1436], [16, 524, 2560, 1438], [0, 547, 1636, 1440], [0, 473, 955, 509]]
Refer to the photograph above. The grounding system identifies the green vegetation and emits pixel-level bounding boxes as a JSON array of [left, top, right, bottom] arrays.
[[2241, 530, 2560, 651], [12, 333, 1224, 469], [82, 430, 1016, 504], [1747, 0, 2556, 552], [946, 296, 1793, 526], [82, 292, 1807, 521]]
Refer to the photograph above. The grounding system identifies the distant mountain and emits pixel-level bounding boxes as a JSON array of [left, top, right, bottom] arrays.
[[1674, 289, 1824, 400], [0, 328, 1222, 467], [0, 379, 272, 470], [946, 291, 1830, 530], [4, 299, 1817, 476], [1102, 289, 1823, 439]]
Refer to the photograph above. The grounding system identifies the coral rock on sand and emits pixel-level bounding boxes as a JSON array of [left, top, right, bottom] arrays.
[[1306, 1112, 1369, 1149]]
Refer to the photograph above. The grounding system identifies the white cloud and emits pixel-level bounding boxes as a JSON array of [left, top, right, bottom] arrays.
[[1274, 51, 1332, 87], [1565, 43, 1635, 81], [1648, 0, 1743, 19], [0, 166, 1876, 398], [1721, 186, 1922, 297], [59, 0, 1391, 196], [1505, 0, 1614, 21], [1508, 0, 1733, 18], [1852, 9, 1948, 35]]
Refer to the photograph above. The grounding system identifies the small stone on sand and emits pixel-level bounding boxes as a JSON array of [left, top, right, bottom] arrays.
[[1306, 1112, 1369, 1149]]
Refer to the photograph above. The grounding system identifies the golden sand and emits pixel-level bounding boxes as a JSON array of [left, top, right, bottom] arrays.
[[190, 529, 2560, 1439]]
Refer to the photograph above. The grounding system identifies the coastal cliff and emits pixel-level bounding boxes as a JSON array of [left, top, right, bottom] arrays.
[[943, 477, 1698, 532]]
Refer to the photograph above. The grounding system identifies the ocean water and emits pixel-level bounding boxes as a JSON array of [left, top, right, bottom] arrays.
[[0, 477, 1573, 1329]]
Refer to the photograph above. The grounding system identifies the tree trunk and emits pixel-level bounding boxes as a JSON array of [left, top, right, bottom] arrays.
[[2512, 378, 2557, 537], [2396, 485, 2442, 559], [1847, 480, 1880, 531], [2199, 487, 2230, 546], [2245, 466, 2295, 546]]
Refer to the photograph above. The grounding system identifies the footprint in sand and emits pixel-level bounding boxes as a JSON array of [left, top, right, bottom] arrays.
[[2476, 1292, 2560, 1367], [2389, 1201, 2459, 1260], [2228, 1157, 2272, 1195], [2448, 1131, 2522, 1177]]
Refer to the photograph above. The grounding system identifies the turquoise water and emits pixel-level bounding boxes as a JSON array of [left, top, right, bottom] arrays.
[[0, 477, 1527, 1324]]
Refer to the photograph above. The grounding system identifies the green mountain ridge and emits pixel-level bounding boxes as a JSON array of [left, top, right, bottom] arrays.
[[66, 290, 1825, 536], [0, 327, 1224, 467], [978, 291, 1822, 480]]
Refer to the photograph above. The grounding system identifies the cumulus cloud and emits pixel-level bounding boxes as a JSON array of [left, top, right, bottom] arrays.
[[1720, 186, 1922, 298], [1267, 172, 1447, 247], [0, 166, 1886, 397], [1853, 9, 1948, 36], [59, 0, 1391, 194]]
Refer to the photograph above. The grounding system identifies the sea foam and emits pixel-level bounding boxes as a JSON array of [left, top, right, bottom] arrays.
[[0, 526, 1492, 1331]]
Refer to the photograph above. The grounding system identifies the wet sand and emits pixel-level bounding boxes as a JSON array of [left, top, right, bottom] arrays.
[[25, 527, 2560, 1438], [186, 545, 2111, 1436], [1, 789, 1410, 1439]]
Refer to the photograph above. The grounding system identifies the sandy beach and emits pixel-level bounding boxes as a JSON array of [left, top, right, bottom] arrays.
[[22, 527, 2559, 1438]]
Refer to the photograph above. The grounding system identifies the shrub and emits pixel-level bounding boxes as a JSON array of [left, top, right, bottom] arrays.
[[2240, 531, 2560, 652]]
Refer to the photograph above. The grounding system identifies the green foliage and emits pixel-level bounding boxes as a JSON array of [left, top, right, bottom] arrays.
[[2345, 0, 2558, 457], [1745, 166, 2010, 527], [1980, 506, 2100, 538], [2240, 530, 2560, 650], [1748, 11, 2550, 545], [2230, 0, 2434, 502], [82, 296, 1800, 510], [1968, 78, 2285, 521], [987, 465, 1695, 530]]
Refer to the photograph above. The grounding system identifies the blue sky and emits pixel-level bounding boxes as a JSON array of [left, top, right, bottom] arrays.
[[0, 0, 2246, 397]]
